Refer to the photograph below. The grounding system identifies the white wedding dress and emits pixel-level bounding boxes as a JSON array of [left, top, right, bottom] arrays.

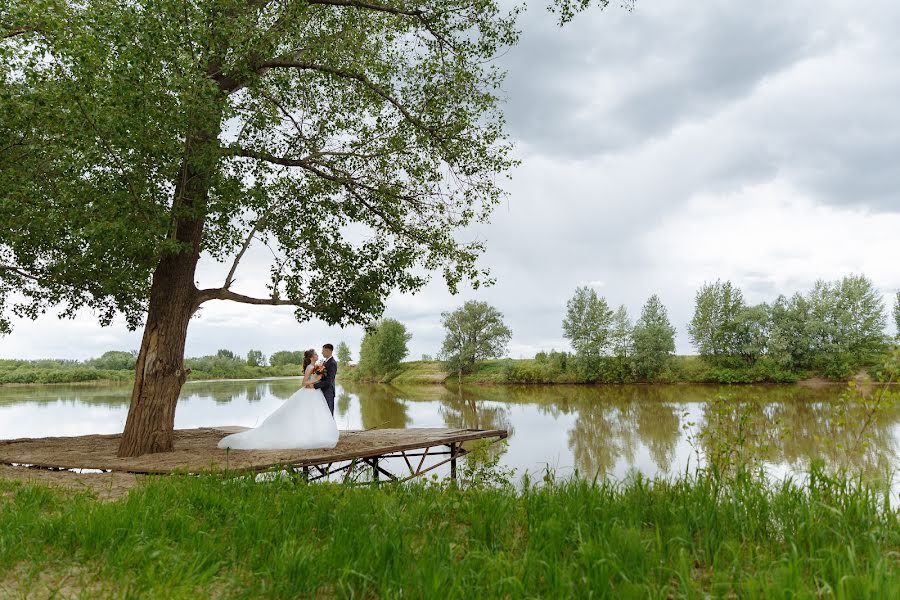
[[217, 365, 339, 450]]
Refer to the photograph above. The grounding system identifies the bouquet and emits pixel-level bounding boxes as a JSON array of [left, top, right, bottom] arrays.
[[313, 363, 327, 378]]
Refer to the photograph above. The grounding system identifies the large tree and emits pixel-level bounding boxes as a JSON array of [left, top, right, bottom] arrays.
[[562, 286, 614, 358], [687, 280, 745, 361], [631, 294, 675, 381], [1, 0, 617, 456], [806, 274, 887, 373], [439, 300, 512, 381], [336, 340, 352, 364], [769, 293, 812, 369], [357, 318, 410, 377], [609, 304, 633, 359]]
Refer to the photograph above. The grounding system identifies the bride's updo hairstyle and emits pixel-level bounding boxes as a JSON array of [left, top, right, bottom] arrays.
[[302, 349, 316, 371]]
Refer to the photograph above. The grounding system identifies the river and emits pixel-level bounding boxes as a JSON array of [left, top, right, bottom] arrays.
[[2, 379, 897, 489]]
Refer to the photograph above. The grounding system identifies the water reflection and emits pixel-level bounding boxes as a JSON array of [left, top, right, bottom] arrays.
[[356, 385, 411, 429], [1, 380, 897, 487]]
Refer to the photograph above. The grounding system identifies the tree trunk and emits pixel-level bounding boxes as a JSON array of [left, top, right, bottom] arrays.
[[117, 127, 217, 457], [116, 250, 200, 457]]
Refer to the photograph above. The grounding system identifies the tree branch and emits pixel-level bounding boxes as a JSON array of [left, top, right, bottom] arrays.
[[0, 263, 41, 282], [223, 215, 268, 290], [1, 26, 40, 40], [258, 59, 441, 136], [222, 145, 426, 207], [306, 0, 424, 17], [195, 287, 310, 308]]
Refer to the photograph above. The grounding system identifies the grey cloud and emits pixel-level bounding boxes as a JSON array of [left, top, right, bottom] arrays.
[[497, 0, 826, 156]]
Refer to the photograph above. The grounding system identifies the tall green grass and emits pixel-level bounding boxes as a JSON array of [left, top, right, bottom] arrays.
[[1, 467, 898, 598]]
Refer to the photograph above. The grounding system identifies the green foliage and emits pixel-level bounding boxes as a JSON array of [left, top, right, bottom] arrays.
[[733, 302, 771, 365], [893, 292, 900, 340], [631, 294, 676, 381], [686, 275, 888, 379], [440, 300, 512, 377], [688, 280, 746, 361], [2, 467, 899, 598], [768, 293, 812, 370], [562, 286, 613, 359], [605, 305, 633, 379], [336, 341, 352, 365], [806, 275, 888, 378], [245, 349, 265, 367], [358, 318, 411, 378], [608, 305, 633, 359], [0, 352, 297, 384], [0, 359, 132, 385], [0, 0, 521, 334], [85, 350, 136, 371], [268, 350, 305, 367]]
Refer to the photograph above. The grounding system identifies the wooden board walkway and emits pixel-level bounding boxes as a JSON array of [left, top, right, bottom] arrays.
[[0, 427, 508, 481]]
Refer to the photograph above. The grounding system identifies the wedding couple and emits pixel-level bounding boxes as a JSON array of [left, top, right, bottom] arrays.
[[217, 344, 339, 450]]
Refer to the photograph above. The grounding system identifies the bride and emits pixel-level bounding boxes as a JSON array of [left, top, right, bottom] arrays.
[[217, 349, 339, 450]]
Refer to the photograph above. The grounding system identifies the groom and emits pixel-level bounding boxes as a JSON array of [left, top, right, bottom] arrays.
[[309, 343, 337, 415]]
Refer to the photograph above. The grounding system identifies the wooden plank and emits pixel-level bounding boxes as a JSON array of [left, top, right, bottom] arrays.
[[0, 427, 508, 475]]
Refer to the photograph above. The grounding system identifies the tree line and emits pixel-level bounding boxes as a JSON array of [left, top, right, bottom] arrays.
[[550, 273, 898, 384], [302, 274, 900, 384], [688, 274, 895, 378], [6, 275, 897, 386]]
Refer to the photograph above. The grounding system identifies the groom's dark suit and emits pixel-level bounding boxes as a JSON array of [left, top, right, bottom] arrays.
[[313, 356, 337, 415]]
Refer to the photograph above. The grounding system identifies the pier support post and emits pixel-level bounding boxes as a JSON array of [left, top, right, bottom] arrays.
[[450, 443, 457, 482]]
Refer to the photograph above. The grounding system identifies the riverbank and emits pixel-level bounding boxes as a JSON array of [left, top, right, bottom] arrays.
[[0, 360, 300, 386], [1, 355, 879, 387], [1, 467, 897, 598], [343, 356, 851, 386]]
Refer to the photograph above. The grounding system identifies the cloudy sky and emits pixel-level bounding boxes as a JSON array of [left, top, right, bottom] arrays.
[[3, 0, 900, 361]]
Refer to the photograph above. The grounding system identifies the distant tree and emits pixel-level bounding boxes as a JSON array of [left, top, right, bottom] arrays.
[[769, 293, 812, 370], [246, 349, 265, 367], [216, 349, 238, 361], [421, 354, 434, 362], [87, 350, 137, 371], [562, 287, 614, 358], [894, 292, 900, 340], [734, 303, 771, 366], [548, 350, 571, 374], [631, 295, 676, 381], [439, 301, 512, 381], [688, 280, 746, 361], [269, 351, 305, 367], [806, 275, 887, 375], [609, 305, 633, 359], [336, 341, 352, 365], [358, 319, 411, 377]]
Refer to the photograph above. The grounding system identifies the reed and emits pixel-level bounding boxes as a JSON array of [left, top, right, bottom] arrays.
[[1, 467, 898, 598]]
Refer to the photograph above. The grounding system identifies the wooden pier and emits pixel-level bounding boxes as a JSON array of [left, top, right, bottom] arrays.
[[0, 427, 509, 483]]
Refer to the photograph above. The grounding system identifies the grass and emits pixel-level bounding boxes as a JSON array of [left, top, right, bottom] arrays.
[[1, 467, 898, 598]]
